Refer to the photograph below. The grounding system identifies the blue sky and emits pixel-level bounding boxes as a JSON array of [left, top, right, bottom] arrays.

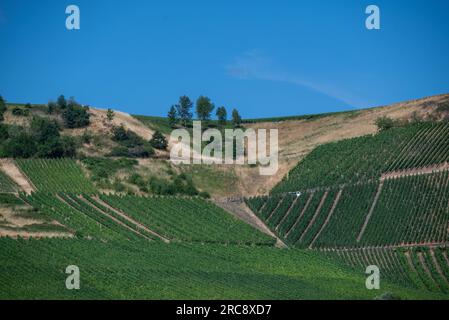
[[0, 0, 448, 118]]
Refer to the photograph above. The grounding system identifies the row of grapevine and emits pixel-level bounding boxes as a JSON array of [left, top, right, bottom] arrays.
[[99, 194, 275, 245], [0, 237, 442, 299], [21, 192, 141, 242], [0, 169, 18, 193], [387, 123, 449, 172], [323, 247, 449, 294], [16, 159, 96, 193], [272, 125, 420, 192]]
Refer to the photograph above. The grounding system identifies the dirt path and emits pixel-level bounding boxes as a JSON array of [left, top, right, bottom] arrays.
[[356, 182, 384, 242], [90, 196, 170, 243], [298, 191, 329, 243], [0, 159, 35, 194], [0, 228, 72, 239], [214, 199, 286, 248], [318, 241, 449, 251], [381, 162, 449, 180], [309, 189, 343, 249]]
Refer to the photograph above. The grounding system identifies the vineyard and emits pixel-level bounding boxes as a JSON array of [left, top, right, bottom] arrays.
[[97, 194, 274, 245], [323, 247, 449, 294], [273, 123, 449, 193], [247, 171, 449, 249], [16, 159, 96, 193], [0, 237, 444, 300], [19, 191, 273, 245], [387, 123, 449, 172]]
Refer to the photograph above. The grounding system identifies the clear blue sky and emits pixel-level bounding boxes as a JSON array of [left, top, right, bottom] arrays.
[[0, 0, 448, 118]]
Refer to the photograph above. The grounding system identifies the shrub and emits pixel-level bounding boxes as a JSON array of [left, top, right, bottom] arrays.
[[62, 104, 90, 128], [149, 130, 168, 150], [12, 108, 30, 117]]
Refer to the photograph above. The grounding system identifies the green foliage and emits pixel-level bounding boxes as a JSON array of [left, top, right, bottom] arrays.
[[176, 95, 193, 127], [111, 125, 154, 158], [231, 108, 242, 127], [2, 237, 435, 299], [149, 130, 168, 150], [99, 194, 275, 244], [16, 158, 96, 193], [57, 95, 67, 109], [62, 103, 90, 128], [106, 108, 115, 122], [0, 95, 7, 122], [81, 157, 137, 181], [167, 105, 178, 127], [196, 96, 214, 121], [0, 193, 22, 204], [11, 107, 30, 117], [273, 125, 422, 193], [375, 116, 399, 131], [0, 117, 77, 158], [0, 170, 19, 193]]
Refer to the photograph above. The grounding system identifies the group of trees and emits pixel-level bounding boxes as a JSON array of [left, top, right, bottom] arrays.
[[48, 95, 90, 128], [167, 95, 242, 128], [0, 116, 77, 158]]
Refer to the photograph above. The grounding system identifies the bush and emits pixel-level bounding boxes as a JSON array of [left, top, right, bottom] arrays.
[[111, 125, 155, 158], [62, 104, 90, 128], [375, 116, 397, 131], [12, 108, 30, 117]]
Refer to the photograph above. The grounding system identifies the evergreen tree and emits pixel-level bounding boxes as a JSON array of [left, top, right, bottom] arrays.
[[176, 95, 193, 127], [168, 105, 178, 127], [149, 130, 168, 150], [231, 108, 242, 127], [216, 106, 227, 126]]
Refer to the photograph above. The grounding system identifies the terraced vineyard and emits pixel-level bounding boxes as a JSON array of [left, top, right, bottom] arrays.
[[273, 123, 449, 193], [323, 247, 449, 294], [0, 238, 443, 300], [248, 171, 449, 249], [0, 169, 18, 193], [387, 123, 449, 172], [16, 159, 96, 193]]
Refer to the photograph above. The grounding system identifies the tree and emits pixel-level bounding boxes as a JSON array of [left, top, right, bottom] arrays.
[[149, 130, 168, 150], [106, 108, 115, 122], [216, 106, 227, 126], [167, 105, 178, 127], [196, 96, 214, 122], [231, 108, 242, 127], [57, 95, 67, 109], [62, 100, 90, 128], [176, 96, 193, 127]]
